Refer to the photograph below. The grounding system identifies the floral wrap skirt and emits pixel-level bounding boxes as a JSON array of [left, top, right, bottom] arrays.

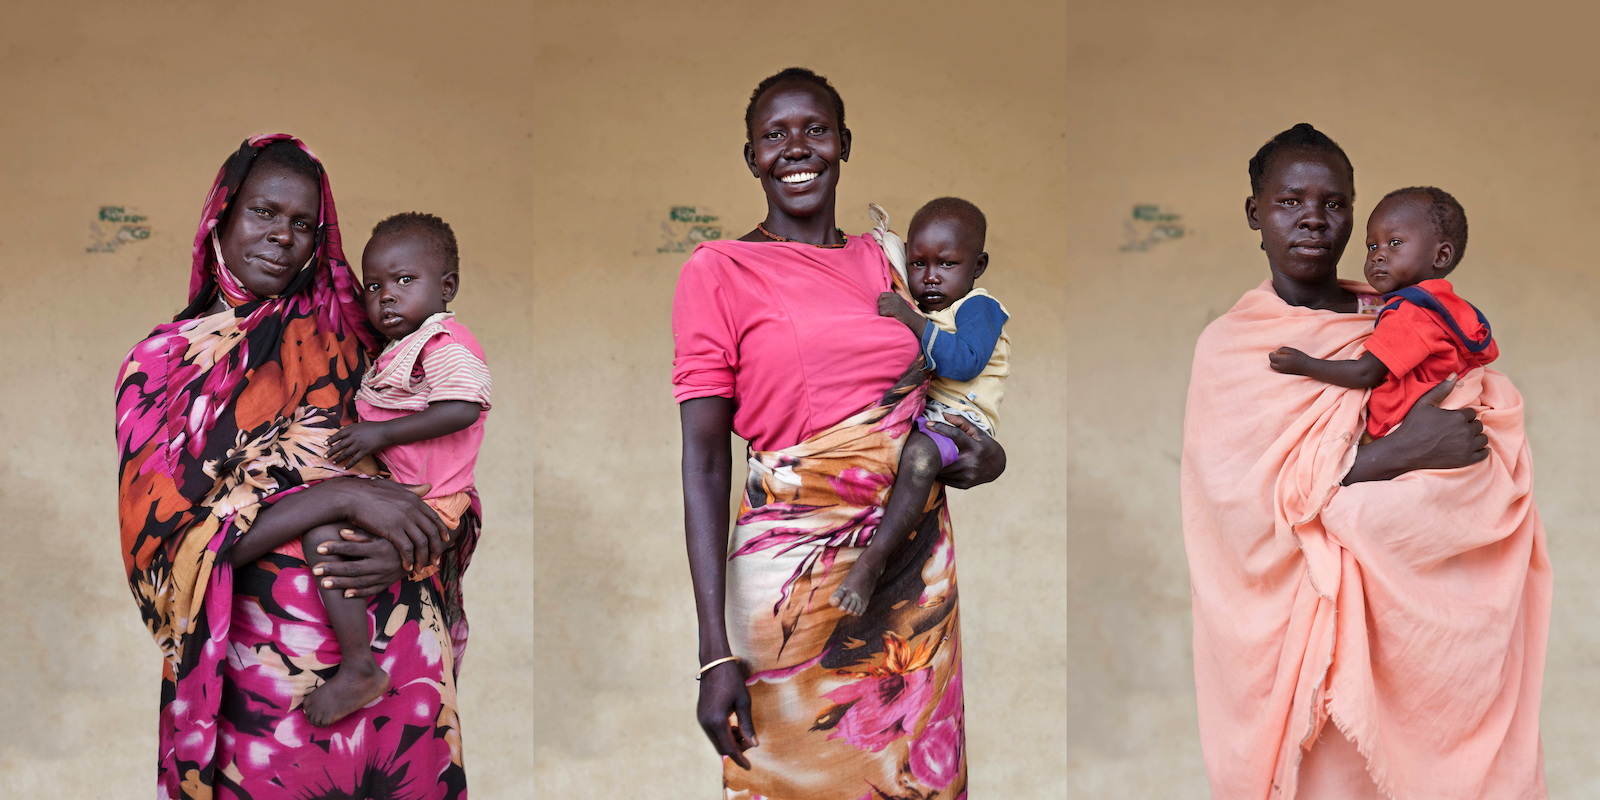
[[723, 377, 966, 800]]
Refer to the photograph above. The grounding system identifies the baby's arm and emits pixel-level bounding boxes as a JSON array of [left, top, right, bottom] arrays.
[[327, 401, 483, 468], [920, 295, 1008, 381], [1269, 348, 1388, 389]]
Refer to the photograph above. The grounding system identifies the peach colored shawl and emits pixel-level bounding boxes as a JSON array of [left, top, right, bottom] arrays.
[[1181, 279, 1550, 800]]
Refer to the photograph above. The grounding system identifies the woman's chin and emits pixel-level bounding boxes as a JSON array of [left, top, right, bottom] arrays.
[[767, 198, 828, 219], [765, 182, 837, 220], [242, 277, 295, 298], [1270, 256, 1340, 284]]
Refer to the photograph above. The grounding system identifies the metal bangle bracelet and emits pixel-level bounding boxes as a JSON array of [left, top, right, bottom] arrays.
[[696, 656, 740, 680]]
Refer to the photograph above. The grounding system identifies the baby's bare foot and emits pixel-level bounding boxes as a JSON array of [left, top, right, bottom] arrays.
[[304, 657, 390, 727], [830, 585, 867, 616], [829, 559, 885, 617]]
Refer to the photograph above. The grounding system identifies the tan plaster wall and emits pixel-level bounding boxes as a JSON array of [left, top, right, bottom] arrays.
[[3, 2, 1597, 799]]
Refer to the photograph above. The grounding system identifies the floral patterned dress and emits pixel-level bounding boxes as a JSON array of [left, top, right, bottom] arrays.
[[116, 134, 474, 799], [725, 368, 967, 800]]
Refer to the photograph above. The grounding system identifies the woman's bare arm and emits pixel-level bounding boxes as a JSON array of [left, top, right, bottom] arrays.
[[1343, 377, 1488, 484], [227, 477, 445, 570], [680, 396, 758, 769]]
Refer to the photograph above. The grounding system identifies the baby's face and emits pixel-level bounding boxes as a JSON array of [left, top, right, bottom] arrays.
[[360, 234, 457, 340], [905, 216, 987, 312], [1364, 196, 1448, 295]]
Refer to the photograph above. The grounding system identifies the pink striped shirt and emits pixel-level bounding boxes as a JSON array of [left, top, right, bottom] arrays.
[[356, 315, 491, 498]]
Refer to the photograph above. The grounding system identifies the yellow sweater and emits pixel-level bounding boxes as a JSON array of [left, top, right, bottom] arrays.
[[923, 288, 1011, 436]]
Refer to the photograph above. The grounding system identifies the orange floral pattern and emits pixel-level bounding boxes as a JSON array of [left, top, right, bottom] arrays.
[[724, 367, 966, 800]]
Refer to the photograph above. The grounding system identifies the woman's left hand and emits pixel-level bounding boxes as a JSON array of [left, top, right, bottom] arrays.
[[929, 415, 1006, 489], [309, 527, 408, 598]]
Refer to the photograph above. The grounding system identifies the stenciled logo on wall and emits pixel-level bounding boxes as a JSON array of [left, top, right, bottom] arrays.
[[658, 206, 723, 254], [1121, 204, 1185, 252], [88, 205, 152, 253]]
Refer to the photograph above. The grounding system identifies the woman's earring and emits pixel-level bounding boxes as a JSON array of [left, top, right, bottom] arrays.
[[1260, 242, 1266, 250]]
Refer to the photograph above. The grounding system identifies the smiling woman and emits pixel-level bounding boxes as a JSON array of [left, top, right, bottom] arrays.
[[673, 68, 1006, 799], [738, 70, 851, 245]]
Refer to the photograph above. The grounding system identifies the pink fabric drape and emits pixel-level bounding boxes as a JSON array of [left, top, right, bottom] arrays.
[[1181, 279, 1549, 800]]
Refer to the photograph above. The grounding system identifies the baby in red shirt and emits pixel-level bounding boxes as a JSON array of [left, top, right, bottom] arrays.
[[1269, 187, 1496, 439]]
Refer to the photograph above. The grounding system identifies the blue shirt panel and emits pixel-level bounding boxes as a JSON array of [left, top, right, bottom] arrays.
[[918, 294, 1008, 382]]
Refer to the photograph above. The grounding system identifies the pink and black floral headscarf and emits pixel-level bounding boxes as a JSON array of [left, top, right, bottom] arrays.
[[116, 134, 376, 658], [181, 133, 373, 336]]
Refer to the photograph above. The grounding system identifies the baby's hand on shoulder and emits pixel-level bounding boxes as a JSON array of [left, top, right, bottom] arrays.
[[1268, 346, 1310, 375], [327, 421, 389, 468]]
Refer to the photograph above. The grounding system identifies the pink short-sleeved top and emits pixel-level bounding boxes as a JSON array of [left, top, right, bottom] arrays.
[[356, 317, 492, 498], [672, 234, 920, 452]]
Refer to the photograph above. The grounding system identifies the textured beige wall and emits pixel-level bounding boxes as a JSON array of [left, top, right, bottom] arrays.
[[0, 1, 1067, 798]]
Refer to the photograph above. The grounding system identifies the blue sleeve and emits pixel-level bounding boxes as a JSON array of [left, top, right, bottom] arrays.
[[919, 295, 1008, 382]]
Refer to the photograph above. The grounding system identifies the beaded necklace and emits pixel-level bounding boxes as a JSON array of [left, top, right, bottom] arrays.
[[756, 222, 848, 248]]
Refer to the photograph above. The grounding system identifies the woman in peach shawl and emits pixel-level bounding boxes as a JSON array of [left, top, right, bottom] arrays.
[[1180, 124, 1550, 799]]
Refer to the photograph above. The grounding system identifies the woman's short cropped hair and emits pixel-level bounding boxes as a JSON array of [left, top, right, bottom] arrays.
[[744, 67, 846, 142], [1248, 123, 1354, 196]]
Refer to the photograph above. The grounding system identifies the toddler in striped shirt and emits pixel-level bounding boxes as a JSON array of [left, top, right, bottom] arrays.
[[304, 212, 492, 726]]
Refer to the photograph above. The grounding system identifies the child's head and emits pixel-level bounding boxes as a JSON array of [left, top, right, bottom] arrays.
[[360, 212, 460, 340], [905, 197, 988, 312], [1363, 187, 1468, 295]]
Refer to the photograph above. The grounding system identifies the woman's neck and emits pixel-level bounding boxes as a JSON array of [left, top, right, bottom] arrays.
[[748, 202, 843, 246], [1271, 270, 1359, 312]]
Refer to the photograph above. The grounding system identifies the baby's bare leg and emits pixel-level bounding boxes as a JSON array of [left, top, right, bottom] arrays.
[[830, 432, 942, 617], [301, 523, 390, 727]]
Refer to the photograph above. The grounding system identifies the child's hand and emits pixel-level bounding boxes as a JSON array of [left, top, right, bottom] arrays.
[[327, 422, 389, 468], [878, 292, 916, 321], [1268, 346, 1311, 375], [878, 291, 928, 337]]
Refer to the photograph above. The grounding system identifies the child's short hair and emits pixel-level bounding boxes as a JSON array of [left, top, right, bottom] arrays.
[[370, 212, 460, 274], [1384, 186, 1469, 268], [910, 197, 988, 252]]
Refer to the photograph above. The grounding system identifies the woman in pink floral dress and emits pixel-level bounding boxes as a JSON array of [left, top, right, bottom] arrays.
[[116, 134, 475, 799]]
